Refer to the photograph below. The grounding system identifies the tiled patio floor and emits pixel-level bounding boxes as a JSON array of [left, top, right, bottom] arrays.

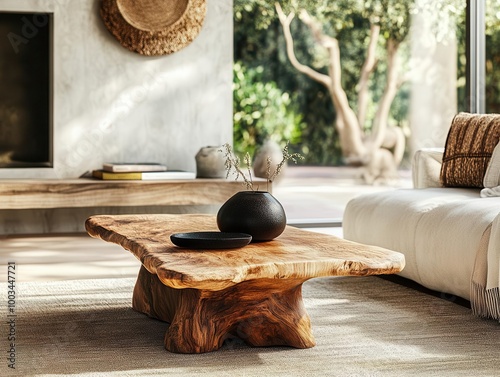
[[273, 166, 412, 221]]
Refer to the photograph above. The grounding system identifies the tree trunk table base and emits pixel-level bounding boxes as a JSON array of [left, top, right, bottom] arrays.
[[133, 265, 314, 353], [85, 214, 405, 354]]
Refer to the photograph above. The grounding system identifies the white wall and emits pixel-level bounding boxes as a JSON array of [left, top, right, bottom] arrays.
[[409, 2, 458, 155], [0, 0, 233, 179], [0, 0, 233, 234]]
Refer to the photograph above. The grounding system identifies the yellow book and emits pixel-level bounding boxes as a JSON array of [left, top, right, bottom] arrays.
[[92, 170, 142, 180], [92, 170, 196, 180]]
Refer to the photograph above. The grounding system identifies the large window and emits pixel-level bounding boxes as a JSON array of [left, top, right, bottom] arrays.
[[234, 1, 489, 224], [486, 0, 500, 113]]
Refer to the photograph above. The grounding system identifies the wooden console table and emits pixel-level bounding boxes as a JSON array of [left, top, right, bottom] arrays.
[[0, 179, 247, 210]]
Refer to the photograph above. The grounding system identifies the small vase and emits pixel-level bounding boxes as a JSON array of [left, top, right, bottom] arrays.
[[195, 146, 226, 178], [217, 191, 287, 242]]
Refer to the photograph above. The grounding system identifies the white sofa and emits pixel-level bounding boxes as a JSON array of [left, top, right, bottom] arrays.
[[343, 148, 500, 319]]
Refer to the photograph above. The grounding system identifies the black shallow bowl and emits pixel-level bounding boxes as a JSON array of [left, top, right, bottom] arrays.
[[170, 231, 252, 249]]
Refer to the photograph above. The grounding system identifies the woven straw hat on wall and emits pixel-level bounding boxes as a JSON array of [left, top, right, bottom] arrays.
[[100, 0, 207, 56]]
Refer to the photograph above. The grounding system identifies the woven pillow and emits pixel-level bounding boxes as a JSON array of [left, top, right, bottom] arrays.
[[440, 113, 500, 188]]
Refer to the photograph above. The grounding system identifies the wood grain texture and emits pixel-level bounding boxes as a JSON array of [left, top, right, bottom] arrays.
[[86, 213, 405, 353], [86, 214, 405, 291], [133, 265, 314, 353], [0, 179, 246, 209]]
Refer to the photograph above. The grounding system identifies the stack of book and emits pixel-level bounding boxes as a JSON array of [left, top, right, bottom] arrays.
[[92, 163, 196, 180]]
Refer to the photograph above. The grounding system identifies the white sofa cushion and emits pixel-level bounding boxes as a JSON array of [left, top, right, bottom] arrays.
[[343, 188, 498, 300], [412, 148, 444, 188], [483, 141, 500, 188]]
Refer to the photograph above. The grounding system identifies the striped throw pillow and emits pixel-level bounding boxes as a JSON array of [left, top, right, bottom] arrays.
[[440, 113, 500, 188]]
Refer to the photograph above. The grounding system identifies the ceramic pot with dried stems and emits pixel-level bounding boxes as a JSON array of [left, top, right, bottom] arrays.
[[216, 191, 286, 242]]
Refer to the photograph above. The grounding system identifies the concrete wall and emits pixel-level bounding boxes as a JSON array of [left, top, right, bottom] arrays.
[[0, 0, 233, 179], [0, 0, 233, 234]]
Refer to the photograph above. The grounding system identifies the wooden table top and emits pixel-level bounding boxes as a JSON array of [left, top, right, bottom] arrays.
[[86, 214, 405, 291]]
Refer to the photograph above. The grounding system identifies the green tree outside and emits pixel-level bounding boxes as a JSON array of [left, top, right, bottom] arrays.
[[233, 1, 478, 167], [233, 62, 305, 158]]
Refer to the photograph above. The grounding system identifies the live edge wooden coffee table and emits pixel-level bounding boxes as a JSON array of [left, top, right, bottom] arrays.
[[85, 214, 404, 354]]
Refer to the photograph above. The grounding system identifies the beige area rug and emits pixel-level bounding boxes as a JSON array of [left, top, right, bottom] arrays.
[[2, 276, 499, 377]]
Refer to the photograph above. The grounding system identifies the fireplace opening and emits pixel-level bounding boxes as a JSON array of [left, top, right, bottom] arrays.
[[0, 12, 52, 168]]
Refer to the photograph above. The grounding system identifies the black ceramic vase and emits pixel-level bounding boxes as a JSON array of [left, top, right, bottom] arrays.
[[216, 191, 287, 242]]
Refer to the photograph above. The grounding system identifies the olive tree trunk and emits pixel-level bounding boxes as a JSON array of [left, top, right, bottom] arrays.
[[276, 3, 405, 184]]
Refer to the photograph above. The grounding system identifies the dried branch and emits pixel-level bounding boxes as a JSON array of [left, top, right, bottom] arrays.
[[267, 142, 304, 184], [244, 152, 253, 189], [220, 142, 303, 192], [220, 143, 254, 191]]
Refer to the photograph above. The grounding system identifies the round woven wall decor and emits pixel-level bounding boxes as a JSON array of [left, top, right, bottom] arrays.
[[100, 0, 207, 56]]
